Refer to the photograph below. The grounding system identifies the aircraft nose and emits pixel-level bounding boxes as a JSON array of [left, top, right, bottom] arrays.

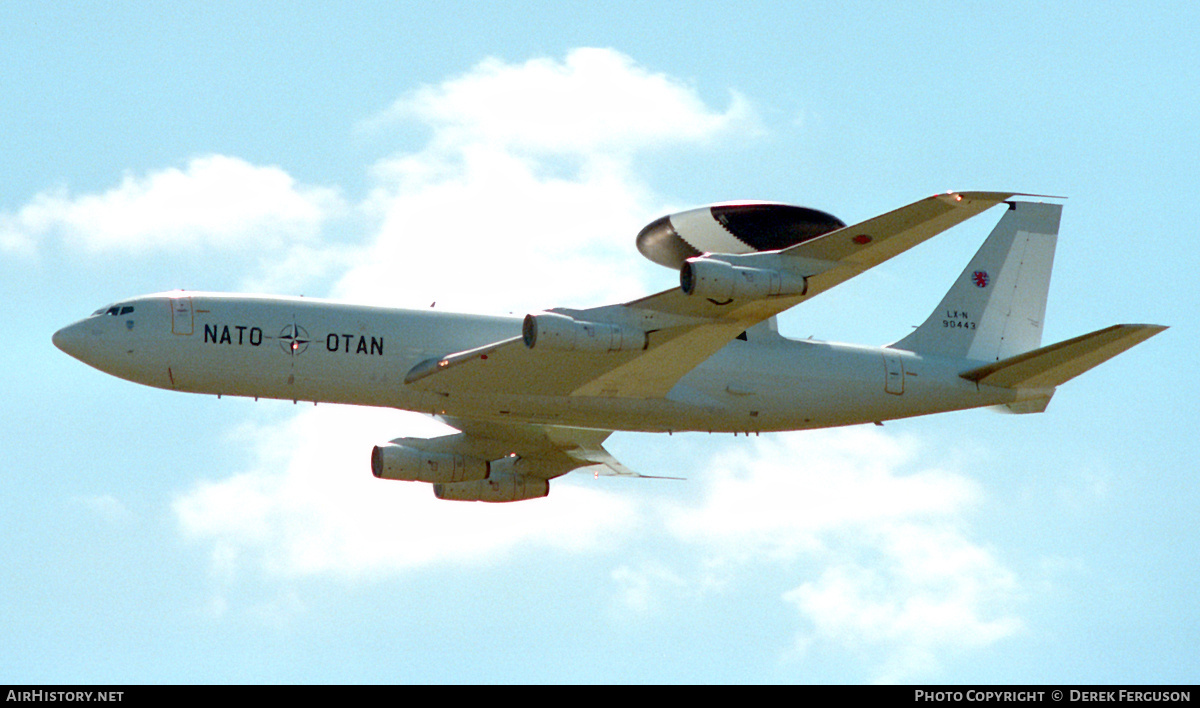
[[52, 320, 91, 360]]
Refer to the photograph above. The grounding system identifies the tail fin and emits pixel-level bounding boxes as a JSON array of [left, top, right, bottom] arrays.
[[891, 200, 1061, 362]]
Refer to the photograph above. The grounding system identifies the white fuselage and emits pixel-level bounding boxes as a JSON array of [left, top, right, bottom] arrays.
[[53, 292, 1034, 433]]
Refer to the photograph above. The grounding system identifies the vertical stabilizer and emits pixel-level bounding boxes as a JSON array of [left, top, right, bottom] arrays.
[[891, 201, 1061, 362]]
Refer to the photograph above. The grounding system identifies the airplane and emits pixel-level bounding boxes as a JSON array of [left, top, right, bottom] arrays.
[[53, 191, 1165, 502]]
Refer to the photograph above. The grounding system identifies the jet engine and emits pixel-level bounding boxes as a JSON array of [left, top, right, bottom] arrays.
[[371, 443, 490, 484], [637, 202, 845, 269], [680, 257, 808, 301], [523, 312, 647, 352], [433, 474, 550, 503]]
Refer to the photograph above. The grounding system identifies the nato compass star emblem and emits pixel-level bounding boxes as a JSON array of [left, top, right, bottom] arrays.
[[972, 270, 990, 288], [279, 323, 311, 356]]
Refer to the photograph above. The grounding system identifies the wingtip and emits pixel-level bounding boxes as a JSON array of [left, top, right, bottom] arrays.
[[935, 191, 1016, 206], [937, 190, 1068, 205], [1112, 323, 1169, 333]]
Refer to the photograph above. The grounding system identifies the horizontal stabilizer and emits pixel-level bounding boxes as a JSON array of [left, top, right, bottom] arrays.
[[959, 324, 1167, 389]]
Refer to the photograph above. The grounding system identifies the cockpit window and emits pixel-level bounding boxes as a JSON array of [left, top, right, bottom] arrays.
[[91, 304, 135, 317]]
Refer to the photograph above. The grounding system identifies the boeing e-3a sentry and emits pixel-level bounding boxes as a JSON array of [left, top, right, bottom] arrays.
[[53, 192, 1165, 502]]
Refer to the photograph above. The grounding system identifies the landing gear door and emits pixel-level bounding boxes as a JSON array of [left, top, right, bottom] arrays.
[[171, 296, 194, 335]]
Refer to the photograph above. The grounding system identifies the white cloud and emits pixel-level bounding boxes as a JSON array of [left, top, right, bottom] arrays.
[[338, 48, 756, 313], [783, 522, 1023, 683], [369, 47, 756, 158], [1, 155, 343, 255], [337, 146, 660, 313], [174, 405, 639, 580], [665, 429, 977, 557], [661, 428, 1023, 682]]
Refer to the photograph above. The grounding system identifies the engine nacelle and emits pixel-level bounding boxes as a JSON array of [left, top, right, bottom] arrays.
[[433, 474, 550, 503], [523, 312, 647, 352], [371, 443, 490, 484], [680, 258, 808, 301]]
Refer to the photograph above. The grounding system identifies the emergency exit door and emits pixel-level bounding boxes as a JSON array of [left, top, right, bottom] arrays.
[[883, 353, 905, 395], [170, 296, 193, 335]]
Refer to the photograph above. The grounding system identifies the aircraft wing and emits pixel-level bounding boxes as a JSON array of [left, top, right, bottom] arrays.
[[622, 191, 1023, 321], [433, 417, 674, 479], [406, 191, 1020, 400]]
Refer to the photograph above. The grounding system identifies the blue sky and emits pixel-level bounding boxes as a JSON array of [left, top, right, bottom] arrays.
[[3, 1, 1197, 684]]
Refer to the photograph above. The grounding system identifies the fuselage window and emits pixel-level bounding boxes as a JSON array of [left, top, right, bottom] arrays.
[[119, 306, 134, 315]]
